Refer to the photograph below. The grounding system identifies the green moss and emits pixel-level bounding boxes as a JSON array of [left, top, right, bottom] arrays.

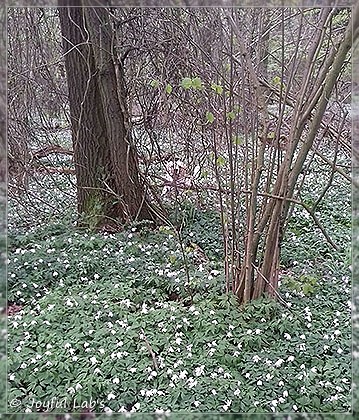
[[82, 193, 104, 230]]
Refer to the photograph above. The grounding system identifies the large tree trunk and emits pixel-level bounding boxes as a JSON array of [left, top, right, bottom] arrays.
[[58, 3, 154, 228]]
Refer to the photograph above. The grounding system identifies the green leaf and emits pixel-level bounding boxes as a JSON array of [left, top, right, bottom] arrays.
[[150, 79, 159, 88], [192, 77, 202, 89], [210, 83, 223, 95], [234, 105, 241, 114], [268, 131, 275, 139], [302, 284, 314, 295], [181, 77, 193, 89], [272, 76, 281, 86], [233, 136, 243, 145], [206, 111, 214, 123], [227, 111, 236, 120], [297, 396, 311, 406], [165, 83, 173, 94], [216, 156, 226, 166], [311, 396, 321, 408]]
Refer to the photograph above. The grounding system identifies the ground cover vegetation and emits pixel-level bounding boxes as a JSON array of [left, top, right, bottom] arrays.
[[6, 165, 351, 414], [5, 3, 357, 417]]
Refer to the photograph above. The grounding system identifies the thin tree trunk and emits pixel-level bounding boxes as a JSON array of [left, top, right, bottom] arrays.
[[253, 5, 356, 296]]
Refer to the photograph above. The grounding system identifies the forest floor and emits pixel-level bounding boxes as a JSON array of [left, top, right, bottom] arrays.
[[4, 161, 353, 416]]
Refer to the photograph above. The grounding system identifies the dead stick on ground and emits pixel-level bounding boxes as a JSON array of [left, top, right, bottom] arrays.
[[251, 263, 288, 307], [140, 328, 158, 371]]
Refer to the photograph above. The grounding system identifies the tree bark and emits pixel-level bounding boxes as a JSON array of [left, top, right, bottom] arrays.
[[58, 2, 154, 228]]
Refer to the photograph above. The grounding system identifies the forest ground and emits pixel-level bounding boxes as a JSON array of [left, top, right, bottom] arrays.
[[3, 152, 353, 416]]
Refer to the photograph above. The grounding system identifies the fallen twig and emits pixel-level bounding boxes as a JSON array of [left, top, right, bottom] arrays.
[[251, 263, 288, 307], [140, 328, 158, 371]]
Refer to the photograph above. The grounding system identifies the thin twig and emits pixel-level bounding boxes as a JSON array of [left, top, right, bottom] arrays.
[[251, 263, 288, 307], [140, 328, 158, 371], [299, 201, 339, 251]]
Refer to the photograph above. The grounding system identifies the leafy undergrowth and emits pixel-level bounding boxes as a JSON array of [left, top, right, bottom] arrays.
[[7, 216, 351, 414], [6, 160, 352, 414]]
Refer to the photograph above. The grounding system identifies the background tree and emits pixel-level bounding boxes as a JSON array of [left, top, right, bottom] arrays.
[[8, 6, 70, 213]]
